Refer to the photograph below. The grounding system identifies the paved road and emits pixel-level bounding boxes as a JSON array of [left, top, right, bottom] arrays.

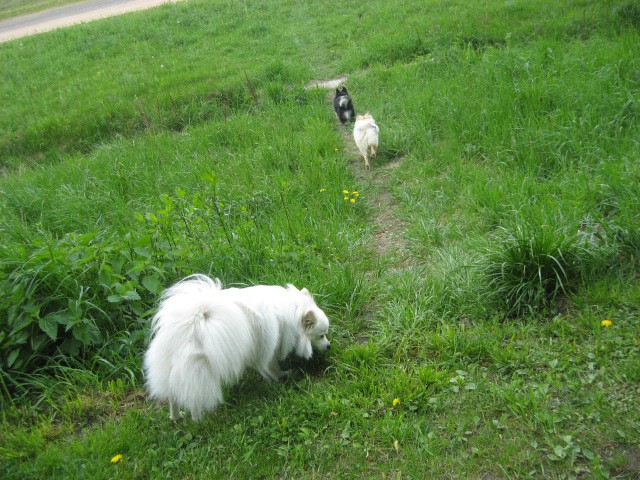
[[0, 0, 183, 43]]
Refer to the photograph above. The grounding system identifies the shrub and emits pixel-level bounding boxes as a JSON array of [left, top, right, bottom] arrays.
[[0, 232, 177, 376]]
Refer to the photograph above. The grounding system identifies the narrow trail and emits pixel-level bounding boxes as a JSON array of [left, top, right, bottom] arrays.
[[309, 75, 415, 271], [307, 74, 421, 347], [350, 148, 413, 270]]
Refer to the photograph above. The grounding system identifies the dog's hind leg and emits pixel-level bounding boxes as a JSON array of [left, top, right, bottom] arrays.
[[190, 407, 203, 422], [169, 398, 183, 421], [260, 358, 290, 381]]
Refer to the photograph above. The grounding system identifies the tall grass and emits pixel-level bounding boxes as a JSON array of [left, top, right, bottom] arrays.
[[1, 90, 372, 376], [1, 0, 639, 478]]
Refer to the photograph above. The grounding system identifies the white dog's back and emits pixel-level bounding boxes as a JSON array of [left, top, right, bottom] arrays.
[[353, 114, 379, 168]]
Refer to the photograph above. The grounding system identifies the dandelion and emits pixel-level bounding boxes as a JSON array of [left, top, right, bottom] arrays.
[[352, 191, 359, 196], [342, 189, 349, 194], [344, 196, 349, 201], [319, 188, 326, 193], [601, 319, 613, 328], [111, 454, 123, 464], [350, 198, 356, 204], [393, 398, 400, 407]]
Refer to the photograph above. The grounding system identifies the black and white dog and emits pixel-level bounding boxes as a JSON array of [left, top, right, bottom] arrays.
[[333, 87, 355, 124]]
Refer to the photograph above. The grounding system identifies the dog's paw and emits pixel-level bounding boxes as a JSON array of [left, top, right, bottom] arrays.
[[169, 411, 184, 421]]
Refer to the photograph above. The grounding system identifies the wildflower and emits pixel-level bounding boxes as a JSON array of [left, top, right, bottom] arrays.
[[393, 439, 400, 452], [342, 189, 349, 194], [344, 196, 349, 201], [319, 188, 326, 193], [350, 198, 356, 204], [111, 454, 123, 464], [352, 191, 359, 196], [601, 319, 613, 328], [393, 398, 400, 407]]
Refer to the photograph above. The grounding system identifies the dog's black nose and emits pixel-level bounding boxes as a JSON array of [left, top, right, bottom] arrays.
[[326, 343, 331, 350]]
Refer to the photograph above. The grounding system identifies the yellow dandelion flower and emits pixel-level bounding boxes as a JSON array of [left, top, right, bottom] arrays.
[[344, 196, 349, 201], [111, 454, 123, 464], [352, 191, 359, 196], [319, 188, 326, 193], [342, 189, 349, 194], [393, 398, 400, 407], [350, 198, 356, 203], [601, 319, 613, 328]]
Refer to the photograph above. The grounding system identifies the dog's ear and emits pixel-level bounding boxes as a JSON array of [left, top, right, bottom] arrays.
[[302, 310, 317, 331], [336, 88, 341, 94], [301, 287, 311, 297]]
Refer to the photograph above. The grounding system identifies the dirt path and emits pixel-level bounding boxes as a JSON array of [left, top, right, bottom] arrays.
[[0, 0, 185, 43], [308, 76, 413, 268]]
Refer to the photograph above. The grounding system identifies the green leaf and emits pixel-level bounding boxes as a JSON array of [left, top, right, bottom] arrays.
[[107, 294, 122, 303], [9, 314, 33, 334], [134, 247, 152, 259], [31, 334, 47, 351], [121, 289, 141, 301], [142, 275, 163, 295], [582, 448, 595, 461], [71, 320, 102, 346], [39, 315, 59, 340], [59, 338, 82, 357], [7, 350, 20, 368], [98, 266, 115, 287]]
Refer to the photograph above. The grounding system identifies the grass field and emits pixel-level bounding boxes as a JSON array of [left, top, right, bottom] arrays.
[[1, 0, 639, 478]]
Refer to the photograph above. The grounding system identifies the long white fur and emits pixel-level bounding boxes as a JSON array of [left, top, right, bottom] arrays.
[[144, 274, 330, 421], [353, 113, 379, 169]]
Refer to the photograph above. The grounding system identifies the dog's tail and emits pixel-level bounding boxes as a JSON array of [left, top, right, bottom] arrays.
[[145, 275, 253, 418]]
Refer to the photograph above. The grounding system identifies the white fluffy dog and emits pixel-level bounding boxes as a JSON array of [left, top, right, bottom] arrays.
[[144, 274, 331, 421], [353, 113, 379, 169]]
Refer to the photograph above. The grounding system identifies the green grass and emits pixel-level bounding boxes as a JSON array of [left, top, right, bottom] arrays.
[[1, 0, 639, 478]]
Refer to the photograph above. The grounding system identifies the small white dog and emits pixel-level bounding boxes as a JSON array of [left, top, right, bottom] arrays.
[[144, 274, 331, 421], [353, 113, 379, 169]]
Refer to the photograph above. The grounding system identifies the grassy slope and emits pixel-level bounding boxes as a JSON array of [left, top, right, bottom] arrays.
[[1, 0, 639, 478]]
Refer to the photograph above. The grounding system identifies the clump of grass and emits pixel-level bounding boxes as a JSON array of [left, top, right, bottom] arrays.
[[480, 221, 590, 317]]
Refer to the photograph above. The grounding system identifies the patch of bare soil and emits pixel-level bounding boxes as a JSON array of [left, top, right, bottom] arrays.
[[305, 76, 347, 90]]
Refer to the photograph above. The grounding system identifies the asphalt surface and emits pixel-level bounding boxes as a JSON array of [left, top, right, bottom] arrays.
[[0, 0, 182, 42]]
